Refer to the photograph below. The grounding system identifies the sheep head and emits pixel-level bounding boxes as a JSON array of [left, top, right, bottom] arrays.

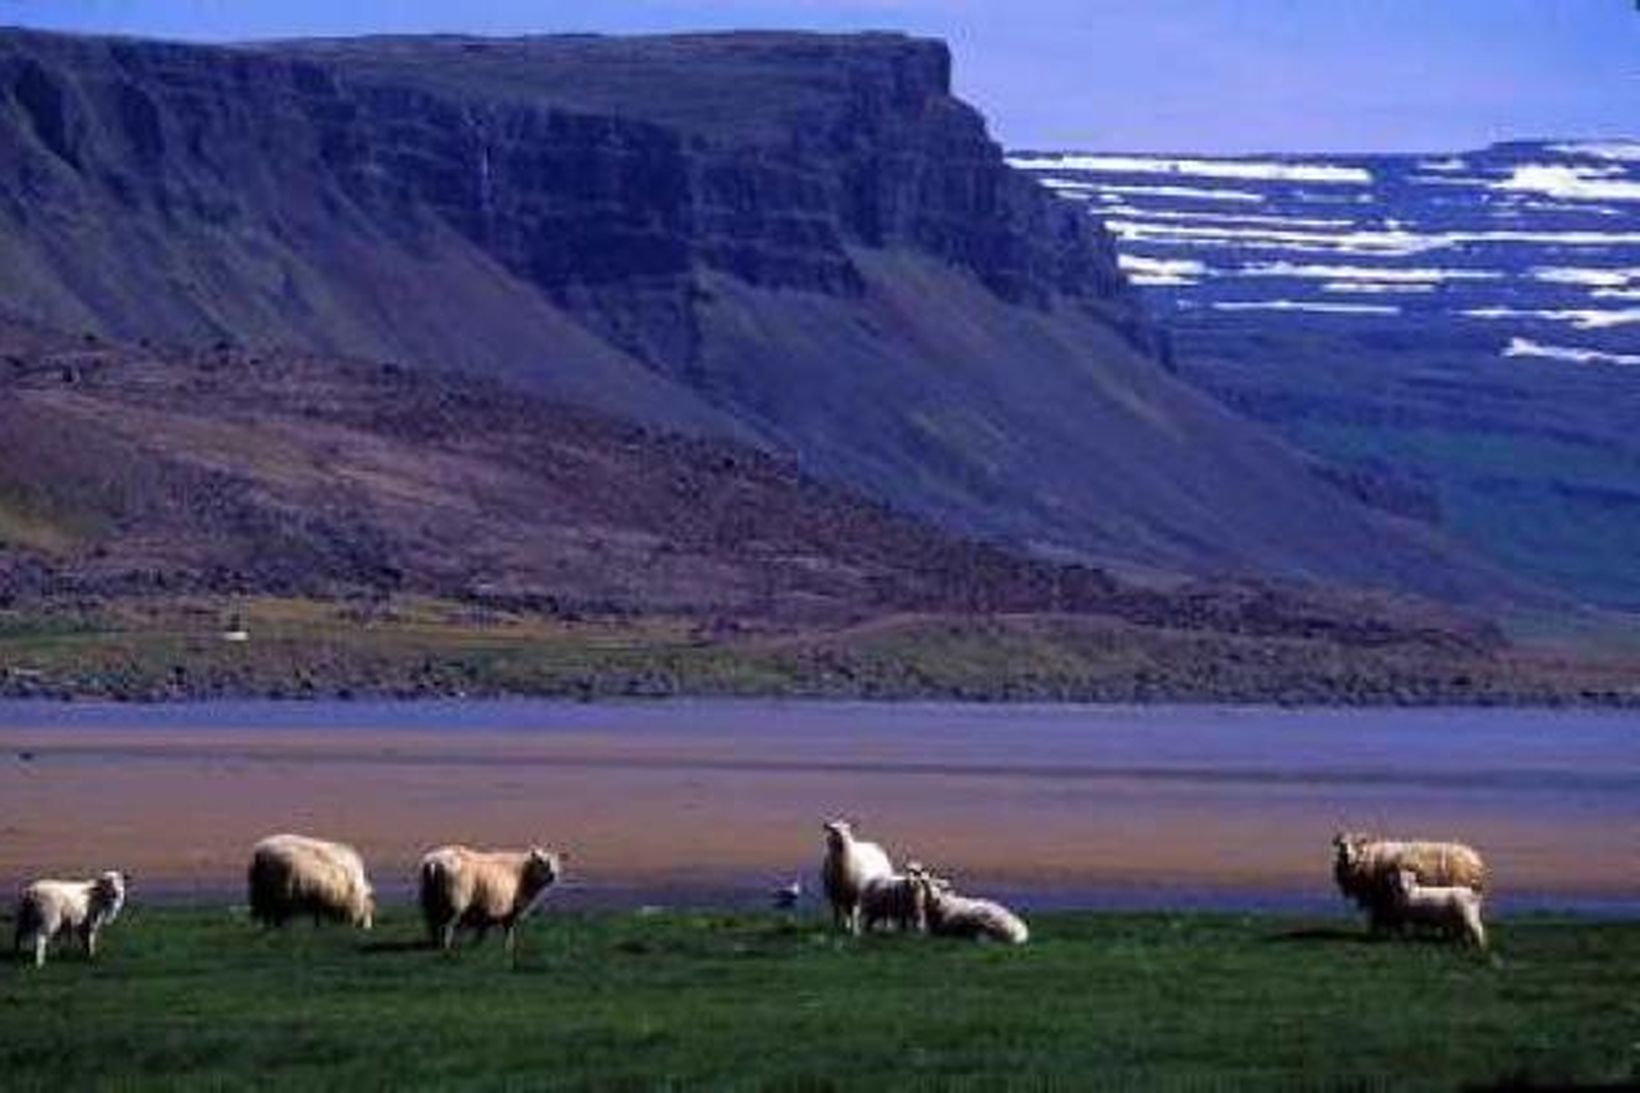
[[822, 820, 853, 850], [1332, 831, 1372, 872], [524, 848, 563, 894], [92, 871, 127, 921]]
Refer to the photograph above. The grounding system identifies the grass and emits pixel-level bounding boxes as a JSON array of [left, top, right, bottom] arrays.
[[1, 909, 1636, 1091], [2, 595, 1637, 704]]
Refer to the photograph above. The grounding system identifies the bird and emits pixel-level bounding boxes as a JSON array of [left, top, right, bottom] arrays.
[[772, 878, 802, 909]]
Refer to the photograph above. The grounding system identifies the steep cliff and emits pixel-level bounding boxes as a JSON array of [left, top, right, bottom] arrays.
[[0, 27, 1517, 601]]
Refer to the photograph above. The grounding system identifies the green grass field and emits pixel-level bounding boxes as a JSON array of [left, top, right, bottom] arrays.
[[2, 909, 1636, 1091]]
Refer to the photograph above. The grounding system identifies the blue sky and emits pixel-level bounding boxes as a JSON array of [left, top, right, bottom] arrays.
[[1, 0, 1634, 153]]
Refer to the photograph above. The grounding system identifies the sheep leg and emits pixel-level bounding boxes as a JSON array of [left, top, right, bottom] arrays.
[[83, 925, 97, 959], [31, 933, 46, 968]]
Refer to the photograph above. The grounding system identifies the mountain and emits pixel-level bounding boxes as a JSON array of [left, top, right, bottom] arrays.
[[1009, 141, 1640, 606], [0, 27, 1516, 604], [0, 313, 1495, 637]]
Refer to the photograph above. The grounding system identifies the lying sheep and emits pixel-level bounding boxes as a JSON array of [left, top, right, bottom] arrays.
[[911, 870, 1028, 945], [13, 871, 126, 967], [820, 820, 893, 935], [248, 833, 374, 930], [1332, 832, 1486, 930], [859, 869, 927, 933], [418, 844, 563, 953], [1388, 869, 1487, 950]]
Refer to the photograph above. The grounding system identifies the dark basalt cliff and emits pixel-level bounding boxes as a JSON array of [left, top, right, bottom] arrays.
[[0, 29, 1143, 376], [0, 27, 1518, 602]]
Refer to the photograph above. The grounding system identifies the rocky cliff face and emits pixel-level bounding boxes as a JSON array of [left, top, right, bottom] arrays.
[[0, 28, 1517, 602], [0, 30, 1146, 376]]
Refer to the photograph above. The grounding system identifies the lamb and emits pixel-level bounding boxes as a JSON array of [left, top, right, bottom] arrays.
[[418, 844, 563, 953], [911, 871, 1029, 945], [12, 871, 127, 968], [820, 820, 894, 935], [1332, 832, 1486, 930], [247, 833, 374, 930], [1388, 869, 1488, 949], [859, 869, 927, 933]]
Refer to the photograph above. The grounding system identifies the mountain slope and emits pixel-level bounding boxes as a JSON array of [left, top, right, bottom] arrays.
[[1010, 141, 1640, 606], [0, 27, 1520, 603]]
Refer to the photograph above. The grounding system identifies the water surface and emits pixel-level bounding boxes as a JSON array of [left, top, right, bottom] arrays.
[[0, 700, 1633, 914]]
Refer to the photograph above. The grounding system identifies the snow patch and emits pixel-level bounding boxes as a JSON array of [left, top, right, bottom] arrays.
[[1503, 336, 1640, 366], [1094, 206, 1354, 229], [1104, 220, 1640, 257], [1322, 281, 1437, 294], [1092, 182, 1266, 203], [1007, 153, 1372, 185], [1493, 165, 1640, 203], [1529, 267, 1640, 289], [1462, 306, 1640, 330], [1548, 141, 1640, 163], [1233, 262, 1500, 283], [1211, 300, 1400, 316], [1118, 255, 1208, 277]]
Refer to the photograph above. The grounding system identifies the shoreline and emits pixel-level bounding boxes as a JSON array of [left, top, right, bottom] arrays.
[[3, 703, 1635, 915]]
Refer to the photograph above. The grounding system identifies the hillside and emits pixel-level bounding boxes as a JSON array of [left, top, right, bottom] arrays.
[[1009, 141, 1640, 606], [31, 321, 1639, 705], [0, 27, 1518, 603]]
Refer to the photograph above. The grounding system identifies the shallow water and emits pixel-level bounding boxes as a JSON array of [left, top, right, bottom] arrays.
[[0, 700, 1634, 914]]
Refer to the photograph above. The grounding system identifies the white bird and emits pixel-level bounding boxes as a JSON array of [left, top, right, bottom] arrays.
[[772, 878, 802, 909]]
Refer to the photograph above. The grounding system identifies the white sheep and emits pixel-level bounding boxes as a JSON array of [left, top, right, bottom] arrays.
[[912, 871, 1028, 945], [859, 871, 926, 933], [1388, 868, 1488, 950], [1333, 832, 1487, 931], [418, 844, 563, 953], [247, 833, 375, 930], [820, 820, 894, 935], [12, 871, 127, 967]]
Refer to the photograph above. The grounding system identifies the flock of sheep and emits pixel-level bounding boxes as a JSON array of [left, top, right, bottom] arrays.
[[9, 823, 1490, 967]]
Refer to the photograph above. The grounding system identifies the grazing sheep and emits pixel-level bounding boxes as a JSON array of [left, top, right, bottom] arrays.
[[418, 845, 563, 953], [912, 872, 1028, 945], [1388, 869, 1487, 949], [859, 870, 927, 933], [1332, 832, 1486, 930], [248, 833, 374, 930], [13, 871, 126, 968], [820, 820, 893, 935]]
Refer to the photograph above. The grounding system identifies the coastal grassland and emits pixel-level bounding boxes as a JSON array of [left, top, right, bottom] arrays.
[[5, 594, 1635, 704], [0, 909, 1635, 1090]]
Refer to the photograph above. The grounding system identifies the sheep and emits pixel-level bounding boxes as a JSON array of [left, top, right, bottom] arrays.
[[911, 871, 1028, 945], [859, 869, 927, 933], [247, 833, 374, 930], [820, 820, 893, 935], [1388, 869, 1487, 950], [12, 871, 126, 968], [418, 844, 563, 953], [1332, 832, 1486, 931]]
